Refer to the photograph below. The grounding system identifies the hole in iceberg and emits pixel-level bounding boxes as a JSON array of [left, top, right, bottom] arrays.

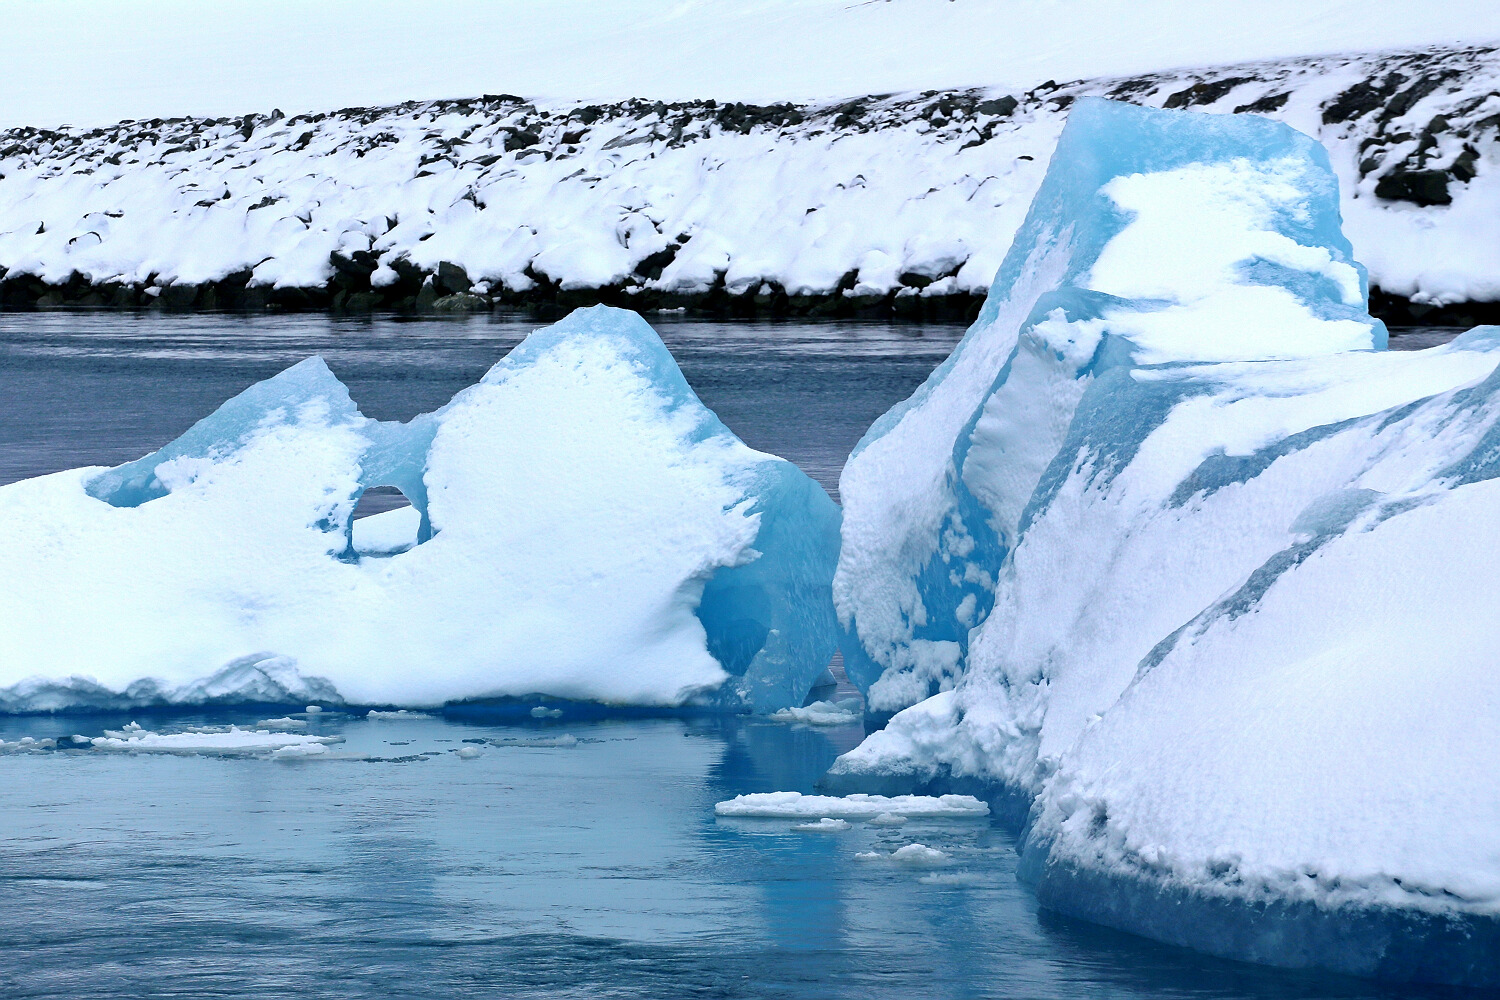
[[349, 485, 423, 558]]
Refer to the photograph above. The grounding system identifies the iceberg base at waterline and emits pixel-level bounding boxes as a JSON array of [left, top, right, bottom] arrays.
[[0, 305, 842, 715]]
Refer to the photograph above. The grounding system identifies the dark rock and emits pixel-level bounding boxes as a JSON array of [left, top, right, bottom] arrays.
[[436, 261, 471, 295], [504, 129, 540, 152], [560, 130, 585, 145], [433, 292, 488, 313], [1163, 77, 1255, 109], [633, 244, 680, 281], [1234, 92, 1290, 114], [1452, 146, 1479, 183], [1375, 167, 1451, 206], [975, 96, 1019, 117], [1322, 73, 1405, 124]]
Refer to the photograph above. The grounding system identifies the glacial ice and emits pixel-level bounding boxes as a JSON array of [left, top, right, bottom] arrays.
[[827, 98, 1500, 984], [0, 305, 841, 714], [835, 96, 1383, 712]]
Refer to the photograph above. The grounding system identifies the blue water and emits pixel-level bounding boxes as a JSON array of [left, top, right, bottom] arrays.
[[0, 314, 1473, 999]]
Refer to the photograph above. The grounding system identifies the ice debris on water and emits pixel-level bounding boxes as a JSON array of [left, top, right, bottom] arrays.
[[89, 722, 340, 756], [456, 746, 483, 759], [766, 699, 862, 726], [529, 707, 564, 719], [0, 305, 841, 716], [366, 710, 434, 720], [791, 818, 851, 832], [868, 812, 908, 827], [855, 844, 951, 867], [714, 792, 987, 819], [826, 99, 1500, 986]]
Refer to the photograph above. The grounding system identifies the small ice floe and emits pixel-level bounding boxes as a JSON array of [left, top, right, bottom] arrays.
[[256, 717, 309, 730], [456, 745, 483, 759], [490, 734, 579, 748], [366, 709, 435, 720], [856, 844, 951, 868], [868, 812, 908, 827], [271, 743, 328, 759], [714, 792, 988, 819], [90, 722, 340, 756], [918, 871, 984, 886], [766, 699, 862, 726], [792, 818, 851, 833], [529, 706, 564, 719], [0, 736, 56, 753], [305, 706, 322, 714]]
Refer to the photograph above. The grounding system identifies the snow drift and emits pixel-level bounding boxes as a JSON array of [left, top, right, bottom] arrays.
[[827, 98, 1500, 985], [0, 305, 841, 713]]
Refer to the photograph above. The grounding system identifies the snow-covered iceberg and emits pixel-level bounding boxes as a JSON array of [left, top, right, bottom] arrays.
[[835, 96, 1383, 712], [0, 305, 841, 714], [827, 98, 1500, 985]]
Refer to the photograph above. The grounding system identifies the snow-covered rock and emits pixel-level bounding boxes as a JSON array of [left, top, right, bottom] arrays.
[[825, 98, 1500, 985], [0, 45, 1496, 319], [0, 305, 841, 713]]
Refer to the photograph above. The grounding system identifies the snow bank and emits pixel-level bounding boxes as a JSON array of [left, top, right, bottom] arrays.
[[835, 96, 1382, 712], [826, 98, 1500, 984], [0, 305, 841, 713], [0, 46, 1496, 317], [713, 792, 988, 819]]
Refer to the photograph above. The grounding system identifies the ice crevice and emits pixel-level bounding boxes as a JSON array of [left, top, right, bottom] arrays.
[[0, 305, 842, 715]]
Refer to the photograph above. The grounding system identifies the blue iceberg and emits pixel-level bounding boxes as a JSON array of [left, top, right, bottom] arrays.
[[1, 305, 841, 714], [829, 99, 1500, 986], [835, 97, 1383, 713]]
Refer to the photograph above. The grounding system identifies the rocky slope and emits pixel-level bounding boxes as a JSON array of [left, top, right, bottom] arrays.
[[0, 43, 1495, 323]]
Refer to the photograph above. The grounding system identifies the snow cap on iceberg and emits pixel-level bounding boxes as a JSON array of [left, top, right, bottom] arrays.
[[0, 305, 840, 714], [835, 97, 1386, 713]]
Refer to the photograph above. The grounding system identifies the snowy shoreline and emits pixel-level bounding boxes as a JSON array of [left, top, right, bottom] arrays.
[[1, 44, 1496, 326]]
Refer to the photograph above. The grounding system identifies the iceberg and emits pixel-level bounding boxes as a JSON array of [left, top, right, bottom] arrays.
[[0, 305, 841, 714], [835, 97, 1383, 713], [827, 99, 1500, 985]]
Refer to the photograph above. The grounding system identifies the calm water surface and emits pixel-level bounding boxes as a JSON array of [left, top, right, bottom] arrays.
[[0, 313, 1473, 999]]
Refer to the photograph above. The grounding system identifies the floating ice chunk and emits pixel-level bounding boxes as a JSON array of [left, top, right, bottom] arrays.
[[919, 871, 982, 886], [490, 734, 579, 749], [271, 743, 328, 758], [455, 746, 483, 759], [791, 818, 851, 832], [0, 306, 841, 715], [366, 710, 434, 720], [868, 812, 909, 827], [835, 98, 1384, 712], [766, 699, 862, 726], [855, 844, 951, 867], [714, 792, 988, 819], [90, 724, 340, 755], [256, 717, 309, 730], [529, 706, 564, 719]]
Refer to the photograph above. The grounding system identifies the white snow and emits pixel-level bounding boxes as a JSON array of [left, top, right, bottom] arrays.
[[1, 1, 1495, 128], [714, 792, 988, 819]]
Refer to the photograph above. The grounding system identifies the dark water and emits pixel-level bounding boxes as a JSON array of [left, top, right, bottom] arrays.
[[0, 314, 1477, 999]]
